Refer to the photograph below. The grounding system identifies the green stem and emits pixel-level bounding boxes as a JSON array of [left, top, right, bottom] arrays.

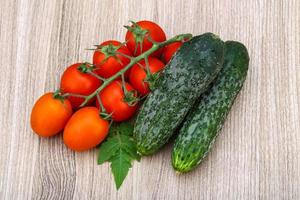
[[144, 56, 151, 75], [62, 93, 87, 99], [88, 71, 106, 81], [120, 73, 127, 94], [96, 93, 106, 113], [115, 51, 134, 60], [79, 33, 192, 107]]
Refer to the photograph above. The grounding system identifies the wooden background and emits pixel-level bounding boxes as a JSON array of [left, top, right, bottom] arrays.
[[0, 0, 299, 199]]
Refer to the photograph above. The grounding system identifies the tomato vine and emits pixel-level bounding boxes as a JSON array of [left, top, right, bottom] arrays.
[[83, 33, 191, 105]]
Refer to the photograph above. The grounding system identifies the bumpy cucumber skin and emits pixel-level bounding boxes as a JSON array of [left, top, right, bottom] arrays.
[[134, 33, 225, 155], [172, 41, 249, 173]]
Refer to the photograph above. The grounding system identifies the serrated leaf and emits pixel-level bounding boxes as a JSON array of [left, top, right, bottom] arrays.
[[97, 137, 119, 164], [107, 124, 118, 137], [110, 150, 132, 189], [97, 121, 140, 190], [118, 123, 134, 136], [109, 122, 134, 137], [123, 146, 141, 161], [119, 135, 141, 161]]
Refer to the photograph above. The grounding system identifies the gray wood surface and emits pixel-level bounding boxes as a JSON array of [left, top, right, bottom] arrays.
[[0, 0, 299, 199]]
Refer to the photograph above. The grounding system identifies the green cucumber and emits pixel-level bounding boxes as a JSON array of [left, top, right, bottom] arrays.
[[172, 41, 249, 173], [134, 33, 225, 155]]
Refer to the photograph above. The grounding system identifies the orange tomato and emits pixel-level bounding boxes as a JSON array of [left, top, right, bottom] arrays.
[[63, 107, 109, 151], [30, 92, 72, 137]]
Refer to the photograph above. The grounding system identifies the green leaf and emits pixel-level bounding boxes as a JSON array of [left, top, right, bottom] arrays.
[[110, 150, 132, 189], [97, 137, 119, 164], [109, 122, 134, 137], [97, 121, 140, 190], [119, 135, 141, 161], [118, 123, 134, 136]]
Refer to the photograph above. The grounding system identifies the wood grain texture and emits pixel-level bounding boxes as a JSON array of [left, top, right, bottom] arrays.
[[0, 0, 299, 199]]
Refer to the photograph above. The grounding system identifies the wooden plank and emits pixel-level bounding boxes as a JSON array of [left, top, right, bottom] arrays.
[[0, 0, 299, 199]]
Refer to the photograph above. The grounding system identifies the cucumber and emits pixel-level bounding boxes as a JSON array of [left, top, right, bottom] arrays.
[[171, 41, 249, 173], [134, 33, 225, 155]]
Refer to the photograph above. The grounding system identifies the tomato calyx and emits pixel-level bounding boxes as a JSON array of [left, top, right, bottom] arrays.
[[99, 43, 119, 57], [95, 94, 112, 120], [124, 21, 149, 55], [123, 90, 139, 106], [144, 72, 161, 91], [94, 43, 125, 66], [53, 90, 66, 102], [119, 74, 139, 106], [77, 62, 106, 82], [77, 62, 96, 73], [99, 112, 112, 121]]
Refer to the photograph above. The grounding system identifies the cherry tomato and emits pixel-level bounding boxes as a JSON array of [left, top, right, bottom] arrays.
[[30, 93, 72, 137], [63, 107, 109, 151], [125, 20, 166, 57], [162, 41, 183, 63], [96, 80, 138, 122], [60, 63, 101, 109], [129, 57, 165, 95], [93, 40, 132, 78]]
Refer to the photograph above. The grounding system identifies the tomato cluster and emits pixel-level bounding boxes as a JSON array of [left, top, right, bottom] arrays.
[[30, 20, 184, 151]]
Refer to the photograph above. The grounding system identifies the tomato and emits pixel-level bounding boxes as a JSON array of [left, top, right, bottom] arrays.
[[96, 80, 138, 122], [30, 93, 72, 137], [93, 40, 132, 78], [63, 107, 109, 151], [125, 20, 166, 57], [129, 57, 165, 95], [161, 41, 183, 63], [60, 63, 101, 109]]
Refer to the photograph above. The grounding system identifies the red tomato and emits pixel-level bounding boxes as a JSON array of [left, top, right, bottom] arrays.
[[129, 57, 165, 95], [162, 41, 183, 63], [60, 63, 101, 109], [30, 93, 73, 137], [96, 80, 138, 122], [63, 107, 109, 151], [125, 20, 166, 57], [93, 40, 132, 78]]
